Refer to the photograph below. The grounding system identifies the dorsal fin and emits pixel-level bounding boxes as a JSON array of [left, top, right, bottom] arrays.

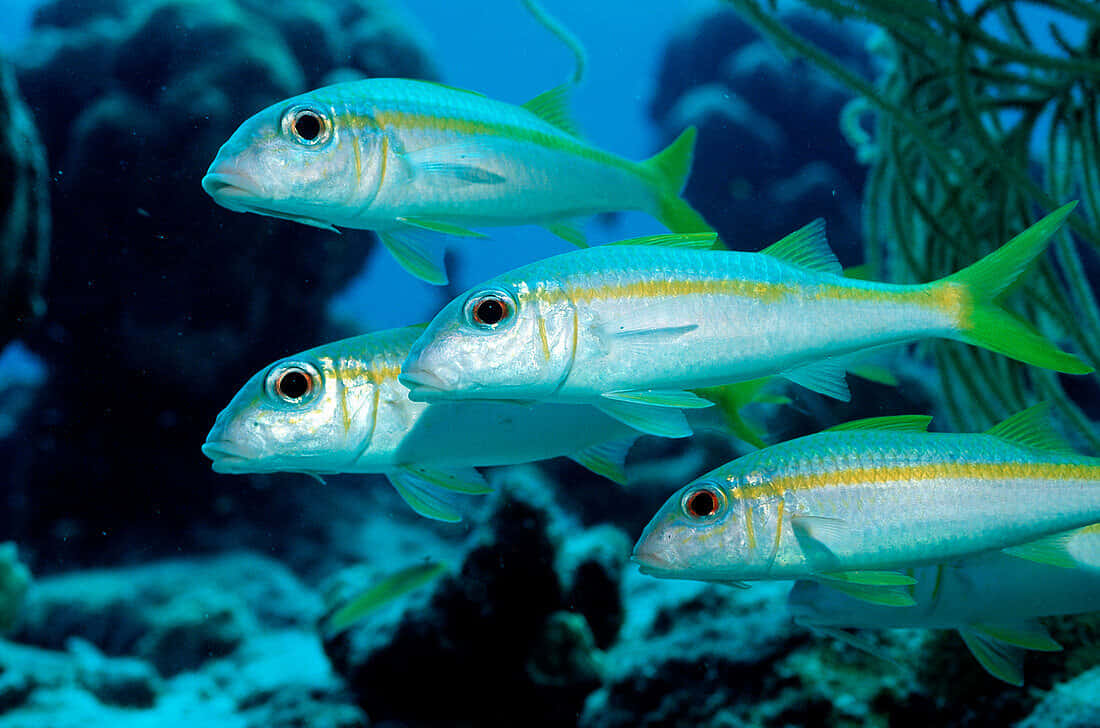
[[760, 219, 842, 275], [607, 232, 717, 249], [420, 80, 487, 97], [985, 402, 1076, 453], [522, 85, 581, 136], [824, 415, 932, 433]]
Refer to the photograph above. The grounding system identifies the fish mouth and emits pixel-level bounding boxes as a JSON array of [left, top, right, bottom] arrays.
[[631, 541, 675, 573], [201, 172, 260, 205], [201, 439, 260, 473], [399, 366, 452, 399]]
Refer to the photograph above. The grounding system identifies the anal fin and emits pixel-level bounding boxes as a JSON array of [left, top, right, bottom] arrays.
[[385, 470, 467, 522], [958, 629, 1027, 686], [783, 359, 851, 401], [1003, 530, 1078, 568]]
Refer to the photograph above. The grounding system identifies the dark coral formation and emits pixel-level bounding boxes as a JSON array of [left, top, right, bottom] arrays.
[[323, 471, 623, 726], [8, 0, 436, 567], [652, 8, 874, 262], [0, 58, 49, 345]]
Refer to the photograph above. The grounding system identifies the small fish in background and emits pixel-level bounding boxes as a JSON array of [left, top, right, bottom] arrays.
[[201, 78, 711, 285], [788, 523, 1100, 685], [201, 324, 760, 522], [399, 204, 1091, 438], [322, 561, 449, 636], [631, 404, 1100, 606]]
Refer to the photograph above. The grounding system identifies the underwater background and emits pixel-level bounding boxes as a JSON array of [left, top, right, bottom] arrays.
[[2, 0, 1100, 726]]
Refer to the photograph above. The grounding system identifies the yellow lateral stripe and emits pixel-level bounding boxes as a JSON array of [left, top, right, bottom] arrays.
[[533, 277, 950, 310], [739, 460, 1098, 500], [343, 108, 636, 174]]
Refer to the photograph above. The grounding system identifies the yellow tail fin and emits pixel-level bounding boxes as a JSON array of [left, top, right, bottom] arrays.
[[943, 202, 1092, 374]]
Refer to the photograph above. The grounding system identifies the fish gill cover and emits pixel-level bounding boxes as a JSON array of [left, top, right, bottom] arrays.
[[0, 1, 1099, 727]]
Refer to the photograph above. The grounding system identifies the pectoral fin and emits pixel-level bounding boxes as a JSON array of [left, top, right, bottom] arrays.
[[791, 514, 848, 568], [403, 142, 506, 185], [379, 228, 449, 285], [568, 438, 637, 485], [595, 398, 693, 438], [386, 470, 465, 522]]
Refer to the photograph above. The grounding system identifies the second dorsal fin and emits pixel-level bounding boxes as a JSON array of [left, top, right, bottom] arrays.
[[985, 402, 1076, 453], [761, 219, 842, 275]]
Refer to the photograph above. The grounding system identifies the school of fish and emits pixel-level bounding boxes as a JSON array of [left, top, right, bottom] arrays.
[[202, 29, 1098, 687]]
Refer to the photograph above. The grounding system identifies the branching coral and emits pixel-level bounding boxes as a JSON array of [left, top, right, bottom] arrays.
[[726, 0, 1100, 444]]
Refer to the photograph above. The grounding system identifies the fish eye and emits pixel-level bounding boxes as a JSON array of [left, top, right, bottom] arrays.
[[265, 362, 321, 405], [681, 484, 726, 521], [282, 105, 331, 146], [463, 289, 516, 330]]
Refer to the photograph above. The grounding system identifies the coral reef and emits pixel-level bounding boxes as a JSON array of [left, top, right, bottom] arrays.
[[8, 0, 437, 567], [0, 58, 49, 345]]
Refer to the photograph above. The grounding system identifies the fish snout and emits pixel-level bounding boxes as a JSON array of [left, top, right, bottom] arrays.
[[201, 166, 262, 209], [202, 418, 263, 473]]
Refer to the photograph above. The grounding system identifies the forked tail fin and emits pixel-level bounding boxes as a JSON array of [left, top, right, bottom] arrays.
[[642, 127, 713, 234], [939, 202, 1092, 375]]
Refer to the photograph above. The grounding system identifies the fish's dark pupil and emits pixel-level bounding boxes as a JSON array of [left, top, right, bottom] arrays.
[[475, 298, 506, 325], [688, 490, 718, 518], [294, 113, 322, 141], [279, 370, 310, 399]]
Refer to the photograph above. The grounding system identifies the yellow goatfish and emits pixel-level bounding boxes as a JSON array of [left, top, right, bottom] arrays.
[[633, 405, 1100, 606], [400, 205, 1090, 438], [202, 78, 710, 284]]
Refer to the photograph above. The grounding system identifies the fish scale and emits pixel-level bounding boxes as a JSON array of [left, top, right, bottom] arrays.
[[634, 407, 1100, 585], [402, 205, 1090, 438]]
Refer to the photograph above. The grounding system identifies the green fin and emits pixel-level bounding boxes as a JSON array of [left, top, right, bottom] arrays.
[[958, 629, 1026, 686], [385, 470, 463, 522], [783, 358, 851, 401], [595, 398, 693, 438], [817, 579, 917, 607], [379, 229, 449, 285], [398, 465, 492, 495], [985, 402, 1076, 453], [972, 620, 1063, 652], [848, 363, 899, 387], [943, 202, 1093, 374], [601, 390, 715, 409], [324, 561, 448, 634], [568, 438, 637, 485], [643, 127, 713, 234], [522, 84, 581, 136], [545, 220, 588, 248], [403, 142, 504, 185], [695, 378, 780, 449], [817, 570, 918, 587], [606, 232, 717, 249], [825, 414, 932, 433], [396, 216, 489, 239], [761, 219, 842, 275], [1003, 530, 1078, 568]]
